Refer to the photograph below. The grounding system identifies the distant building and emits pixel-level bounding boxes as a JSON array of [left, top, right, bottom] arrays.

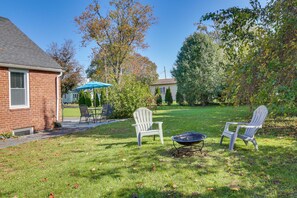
[[150, 78, 177, 101], [63, 91, 79, 104]]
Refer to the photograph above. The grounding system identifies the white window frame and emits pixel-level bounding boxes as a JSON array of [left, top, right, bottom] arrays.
[[9, 69, 30, 109]]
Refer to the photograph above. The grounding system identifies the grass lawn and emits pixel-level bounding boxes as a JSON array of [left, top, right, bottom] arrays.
[[63, 107, 80, 117], [1, 106, 296, 197]]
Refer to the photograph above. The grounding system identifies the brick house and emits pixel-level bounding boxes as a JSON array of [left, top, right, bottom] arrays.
[[150, 78, 177, 101], [0, 17, 62, 135]]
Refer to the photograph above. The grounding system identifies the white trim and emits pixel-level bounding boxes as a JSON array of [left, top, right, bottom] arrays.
[[9, 69, 30, 109], [12, 127, 34, 136], [56, 72, 63, 121], [0, 62, 62, 72]]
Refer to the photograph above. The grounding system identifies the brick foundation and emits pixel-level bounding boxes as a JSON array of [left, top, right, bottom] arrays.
[[0, 67, 61, 133]]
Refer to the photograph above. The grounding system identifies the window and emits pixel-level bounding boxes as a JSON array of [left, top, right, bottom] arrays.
[[9, 69, 29, 108]]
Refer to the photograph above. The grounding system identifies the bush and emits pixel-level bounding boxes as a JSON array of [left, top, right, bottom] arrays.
[[176, 90, 185, 105], [78, 90, 85, 105], [100, 89, 107, 106], [85, 92, 92, 107], [109, 75, 154, 118], [155, 87, 162, 106], [94, 90, 100, 107], [165, 87, 173, 105]]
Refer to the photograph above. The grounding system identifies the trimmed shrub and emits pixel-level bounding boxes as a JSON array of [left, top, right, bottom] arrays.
[[78, 90, 86, 105], [176, 90, 185, 105], [85, 92, 92, 107], [109, 75, 154, 118], [100, 89, 107, 106], [155, 87, 162, 106], [94, 90, 100, 107], [165, 87, 173, 105]]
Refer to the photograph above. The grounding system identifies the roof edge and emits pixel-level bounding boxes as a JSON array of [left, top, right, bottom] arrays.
[[0, 62, 63, 73], [0, 16, 9, 21]]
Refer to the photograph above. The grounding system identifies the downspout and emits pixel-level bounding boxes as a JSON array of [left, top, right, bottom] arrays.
[[56, 72, 63, 122]]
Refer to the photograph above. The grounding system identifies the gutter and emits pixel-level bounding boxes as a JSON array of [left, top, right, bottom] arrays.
[[56, 72, 63, 121], [0, 62, 63, 72]]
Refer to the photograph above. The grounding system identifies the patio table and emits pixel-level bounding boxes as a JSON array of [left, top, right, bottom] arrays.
[[88, 107, 102, 122]]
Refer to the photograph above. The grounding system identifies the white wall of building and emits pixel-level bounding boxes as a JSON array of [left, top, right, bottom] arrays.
[[150, 84, 177, 101]]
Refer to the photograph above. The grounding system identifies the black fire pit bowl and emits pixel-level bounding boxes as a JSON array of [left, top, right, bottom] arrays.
[[171, 132, 207, 153]]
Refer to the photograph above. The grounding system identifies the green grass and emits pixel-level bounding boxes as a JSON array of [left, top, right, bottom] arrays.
[[1, 106, 296, 197], [63, 107, 80, 117]]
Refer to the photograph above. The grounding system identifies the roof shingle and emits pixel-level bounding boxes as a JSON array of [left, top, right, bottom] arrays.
[[0, 17, 62, 71]]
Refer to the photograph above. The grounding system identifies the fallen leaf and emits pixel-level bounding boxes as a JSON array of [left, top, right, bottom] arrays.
[[122, 159, 127, 161], [73, 183, 80, 189], [91, 168, 96, 171], [41, 178, 48, 182], [207, 187, 215, 191]]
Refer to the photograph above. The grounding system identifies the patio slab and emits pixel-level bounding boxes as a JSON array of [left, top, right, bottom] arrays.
[[0, 118, 124, 149]]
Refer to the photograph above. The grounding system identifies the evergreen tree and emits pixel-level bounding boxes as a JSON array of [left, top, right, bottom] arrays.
[[155, 87, 162, 106], [172, 32, 225, 106], [78, 90, 86, 105], [93, 90, 100, 107], [100, 89, 107, 106], [176, 90, 185, 105], [85, 92, 92, 107], [165, 87, 173, 105]]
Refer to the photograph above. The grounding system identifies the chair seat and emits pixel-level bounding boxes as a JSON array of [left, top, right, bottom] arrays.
[[222, 130, 234, 138], [139, 130, 161, 136]]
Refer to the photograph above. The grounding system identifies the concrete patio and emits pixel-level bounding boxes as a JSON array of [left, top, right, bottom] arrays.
[[0, 117, 124, 149]]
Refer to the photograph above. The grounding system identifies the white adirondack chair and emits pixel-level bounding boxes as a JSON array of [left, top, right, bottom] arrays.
[[220, 105, 268, 151], [132, 107, 164, 146]]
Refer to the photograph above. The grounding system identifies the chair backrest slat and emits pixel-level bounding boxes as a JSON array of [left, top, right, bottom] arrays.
[[245, 105, 268, 137], [133, 107, 153, 132]]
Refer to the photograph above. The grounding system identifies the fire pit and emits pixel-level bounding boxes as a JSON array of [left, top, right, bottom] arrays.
[[172, 132, 206, 153]]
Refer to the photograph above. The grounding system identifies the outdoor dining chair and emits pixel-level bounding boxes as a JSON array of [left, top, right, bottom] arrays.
[[132, 107, 164, 146], [220, 105, 268, 151], [79, 105, 95, 124]]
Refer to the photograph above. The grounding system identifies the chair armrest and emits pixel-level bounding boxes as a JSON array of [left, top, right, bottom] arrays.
[[224, 122, 249, 133], [237, 125, 262, 129], [153, 122, 163, 125], [226, 122, 249, 125], [132, 124, 138, 127]]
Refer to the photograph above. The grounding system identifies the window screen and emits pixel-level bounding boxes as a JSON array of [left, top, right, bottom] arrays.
[[10, 71, 27, 106]]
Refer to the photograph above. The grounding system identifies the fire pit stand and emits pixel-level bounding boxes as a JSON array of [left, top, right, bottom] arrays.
[[171, 132, 207, 154]]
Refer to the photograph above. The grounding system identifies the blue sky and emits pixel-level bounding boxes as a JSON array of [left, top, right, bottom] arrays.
[[0, 0, 267, 79]]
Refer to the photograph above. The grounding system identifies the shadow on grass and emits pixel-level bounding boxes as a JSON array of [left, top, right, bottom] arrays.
[[103, 185, 267, 197]]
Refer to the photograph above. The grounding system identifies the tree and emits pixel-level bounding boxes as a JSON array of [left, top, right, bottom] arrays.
[[200, 0, 297, 115], [75, 0, 156, 84], [100, 89, 107, 106], [165, 87, 173, 105], [172, 32, 225, 106], [78, 91, 86, 105], [85, 92, 92, 107], [94, 90, 100, 107], [122, 53, 158, 85], [47, 40, 82, 95], [155, 87, 162, 106], [176, 90, 185, 105], [87, 52, 158, 85], [108, 75, 154, 118]]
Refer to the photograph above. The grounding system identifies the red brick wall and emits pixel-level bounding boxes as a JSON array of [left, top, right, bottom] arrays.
[[0, 67, 61, 133]]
